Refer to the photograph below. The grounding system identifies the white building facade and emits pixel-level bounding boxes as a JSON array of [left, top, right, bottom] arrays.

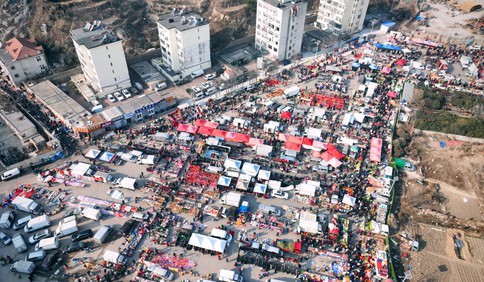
[[0, 37, 49, 86], [255, 0, 307, 61], [71, 23, 131, 94], [157, 11, 211, 78], [316, 0, 369, 36]]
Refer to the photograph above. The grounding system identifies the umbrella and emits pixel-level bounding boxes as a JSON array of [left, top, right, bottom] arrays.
[[186, 125, 199, 134], [387, 91, 397, 98], [328, 149, 345, 160], [204, 121, 219, 129], [281, 111, 292, 120], [395, 59, 406, 66], [177, 124, 189, 132], [320, 151, 332, 162], [197, 127, 214, 136], [285, 142, 302, 152], [194, 119, 207, 127], [234, 133, 251, 143], [212, 129, 228, 138], [287, 135, 303, 144], [225, 132, 237, 140], [302, 138, 313, 146]]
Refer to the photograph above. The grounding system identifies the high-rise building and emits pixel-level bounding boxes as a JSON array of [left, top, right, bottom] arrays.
[[157, 9, 211, 78], [0, 37, 49, 86], [71, 22, 131, 94], [255, 0, 308, 61], [316, 0, 369, 36]]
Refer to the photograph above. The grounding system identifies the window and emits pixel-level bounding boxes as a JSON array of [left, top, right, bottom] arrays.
[[112, 70, 115, 74], [108, 54, 111, 59], [289, 46, 292, 50], [136, 113, 142, 119], [114, 77, 117, 82], [14, 74, 19, 78], [105, 46, 109, 50], [10, 66, 15, 70], [148, 109, 155, 116], [273, 48, 277, 52], [110, 62, 113, 66], [36, 57, 42, 62]]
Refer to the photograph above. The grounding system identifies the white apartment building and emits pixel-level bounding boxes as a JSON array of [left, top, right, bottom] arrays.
[[71, 22, 131, 94], [316, 0, 369, 36], [0, 37, 49, 86], [157, 10, 211, 78], [255, 0, 307, 61]]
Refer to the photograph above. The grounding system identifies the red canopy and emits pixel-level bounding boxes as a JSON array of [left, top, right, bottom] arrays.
[[287, 136, 303, 144], [285, 142, 302, 152], [328, 149, 345, 160], [387, 91, 397, 98], [248, 138, 264, 147], [293, 241, 302, 254], [194, 119, 207, 127], [212, 129, 228, 138], [326, 143, 337, 151], [225, 132, 237, 141], [197, 127, 214, 136], [204, 121, 219, 129], [320, 151, 333, 162], [281, 111, 292, 120], [234, 133, 251, 143], [302, 138, 313, 146], [186, 125, 199, 134], [395, 58, 406, 66], [278, 133, 290, 141], [177, 124, 189, 132]]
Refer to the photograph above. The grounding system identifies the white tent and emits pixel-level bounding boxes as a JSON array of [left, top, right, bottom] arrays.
[[256, 144, 273, 157], [188, 233, 227, 253], [268, 180, 281, 190], [299, 219, 321, 234], [217, 176, 232, 187], [263, 121, 280, 133], [328, 158, 343, 168], [206, 137, 219, 145], [236, 178, 249, 191], [306, 127, 322, 139], [153, 132, 171, 141], [233, 118, 250, 128], [241, 162, 260, 177], [258, 170, 271, 181], [224, 158, 242, 170], [342, 194, 356, 206], [69, 162, 91, 177], [309, 107, 325, 119], [84, 148, 101, 159], [178, 132, 193, 141], [253, 183, 267, 194]]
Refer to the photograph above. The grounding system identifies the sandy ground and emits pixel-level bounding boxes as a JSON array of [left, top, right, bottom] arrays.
[[402, 224, 484, 282]]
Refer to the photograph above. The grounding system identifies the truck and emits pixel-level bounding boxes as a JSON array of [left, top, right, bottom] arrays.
[[12, 233, 28, 253], [115, 177, 138, 190], [55, 217, 79, 237], [219, 269, 243, 282], [103, 250, 127, 264], [283, 86, 300, 99], [0, 210, 15, 228], [219, 192, 242, 207], [93, 171, 115, 183], [35, 237, 59, 251], [24, 215, 51, 233], [11, 196, 43, 215], [82, 208, 102, 221], [137, 155, 156, 165], [10, 260, 35, 274]]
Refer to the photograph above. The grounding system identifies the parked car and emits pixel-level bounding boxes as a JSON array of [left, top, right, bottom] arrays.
[[114, 92, 124, 101], [204, 73, 216, 80], [175, 77, 191, 86], [121, 89, 132, 99], [41, 252, 60, 270], [129, 87, 139, 95], [65, 241, 85, 253], [201, 82, 213, 90], [0, 231, 12, 245], [107, 94, 116, 103], [191, 86, 202, 93], [71, 229, 93, 242], [28, 229, 51, 244], [271, 190, 289, 200], [219, 83, 227, 90]]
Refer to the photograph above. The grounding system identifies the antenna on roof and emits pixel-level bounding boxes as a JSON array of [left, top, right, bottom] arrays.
[[178, 6, 184, 15], [83, 22, 91, 31], [172, 8, 177, 16], [181, 16, 188, 24]]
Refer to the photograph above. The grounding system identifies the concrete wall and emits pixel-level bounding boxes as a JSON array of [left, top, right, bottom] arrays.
[[416, 129, 484, 144]]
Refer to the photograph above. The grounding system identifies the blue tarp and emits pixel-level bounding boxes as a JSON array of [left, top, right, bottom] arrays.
[[416, 15, 423, 21], [352, 62, 361, 68], [55, 151, 64, 159], [382, 20, 396, 27], [332, 262, 340, 275], [369, 64, 380, 70], [375, 43, 402, 51], [238, 205, 249, 213], [439, 142, 446, 148]]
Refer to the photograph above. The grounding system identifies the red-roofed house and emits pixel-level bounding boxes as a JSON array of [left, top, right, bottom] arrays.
[[0, 37, 49, 85]]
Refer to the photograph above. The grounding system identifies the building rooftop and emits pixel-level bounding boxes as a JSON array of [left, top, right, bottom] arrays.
[[158, 11, 208, 32], [28, 80, 91, 127], [0, 109, 39, 142], [131, 61, 165, 84], [3, 37, 44, 61], [71, 21, 120, 49], [261, 0, 304, 9]]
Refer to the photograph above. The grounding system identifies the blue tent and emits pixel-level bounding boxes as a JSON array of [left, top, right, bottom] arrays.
[[238, 205, 249, 213], [375, 43, 402, 51]]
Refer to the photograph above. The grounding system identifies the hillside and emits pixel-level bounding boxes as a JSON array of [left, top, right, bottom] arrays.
[[0, 0, 398, 67]]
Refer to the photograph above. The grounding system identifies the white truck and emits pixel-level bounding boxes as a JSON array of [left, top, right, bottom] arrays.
[[219, 192, 242, 207], [219, 269, 243, 282], [137, 155, 156, 165], [55, 216, 79, 237], [82, 208, 102, 221], [35, 237, 59, 251], [103, 250, 127, 264], [284, 86, 300, 99], [11, 196, 43, 215], [10, 260, 35, 274], [12, 233, 28, 253], [115, 177, 138, 190], [24, 215, 51, 233], [0, 210, 15, 228]]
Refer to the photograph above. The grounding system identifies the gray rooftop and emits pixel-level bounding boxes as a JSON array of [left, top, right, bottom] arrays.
[[71, 24, 120, 49], [261, 0, 301, 9], [130, 61, 165, 84], [158, 12, 208, 32], [0, 48, 14, 65], [0, 109, 39, 142]]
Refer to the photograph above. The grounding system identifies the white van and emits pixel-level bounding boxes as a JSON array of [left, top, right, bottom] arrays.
[[191, 69, 204, 79], [155, 82, 168, 91], [25, 250, 46, 262], [194, 92, 205, 100], [14, 215, 33, 230], [1, 167, 21, 181], [205, 87, 217, 96], [94, 225, 113, 244]]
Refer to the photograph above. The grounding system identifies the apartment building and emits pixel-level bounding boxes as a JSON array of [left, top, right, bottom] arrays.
[[255, 0, 308, 61], [0, 37, 49, 86], [157, 9, 211, 78], [316, 0, 369, 35], [71, 22, 131, 94]]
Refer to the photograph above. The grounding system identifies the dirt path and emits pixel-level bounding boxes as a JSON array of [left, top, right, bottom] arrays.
[[222, 4, 247, 13]]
